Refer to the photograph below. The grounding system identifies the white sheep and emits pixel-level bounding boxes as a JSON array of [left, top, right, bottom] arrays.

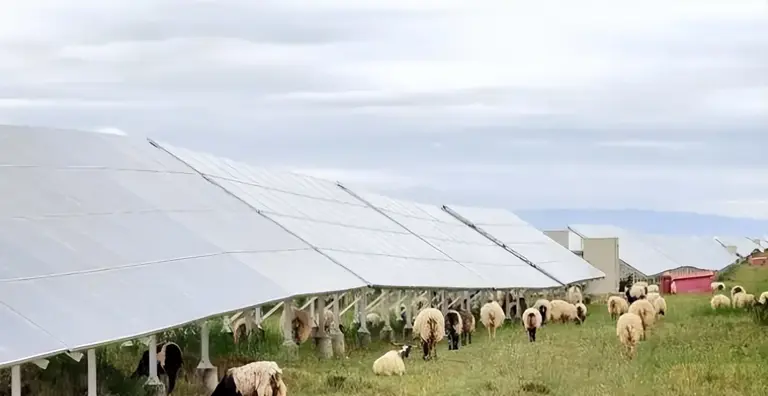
[[459, 309, 476, 345], [280, 306, 312, 345], [731, 285, 746, 300], [575, 302, 588, 323], [210, 361, 287, 396], [616, 312, 644, 359], [412, 307, 445, 360], [633, 281, 648, 288], [653, 296, 667, 317], [607, 296, 629, 320], [759, 291, 768, 305], [444, 309, 463, 350], [521, 307, 543, 342], [366, 312, 382, 328], [533, 299, 553, 324], [733, 293, 756, 308], [480, 301, 505, 339], [628, 299, 655, 339], [566, 285, 583, 304], [646, 292, 660, 305], [711, 282, 726, 293], [550, 299, 580, 324], [710, 294, 731, 310], [372, 345, 413, 376], [647, 284, 659, 293]]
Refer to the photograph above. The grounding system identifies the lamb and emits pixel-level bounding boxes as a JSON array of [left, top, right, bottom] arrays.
[[521, 307, 543, 342], [459, 309, 476, 346], [131, 342, 183, 394], [711, 282, 726, 292], [646, 292, 661, 305], [647, 284, 659, 293], [710, 294, 731, 310], [281, 306, 312, 345], [533, 299, 553, 324], [550, 299, 581, 324], [444, 309, 463, 350], [412, 307, 445, 360], [210, 361, 287, 396], [575, 302, 588, 323], [759, 291, 768, 305], [628, 299, 655, 339], [733, 292, 756, 308], [653, 296, 667, 317], [607, 296, 629, 320], [566, 285, 583, 304], [372, 344, 413, 376], [480, 301, 505, 339], [731, 285, 745, 300], [616, 313, 644, 359]]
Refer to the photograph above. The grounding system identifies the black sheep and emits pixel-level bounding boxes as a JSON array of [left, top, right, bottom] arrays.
[[445, 310, 462, 350], [131, 342, 183, 394]]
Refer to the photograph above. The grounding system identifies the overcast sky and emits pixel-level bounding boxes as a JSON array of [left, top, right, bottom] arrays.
[[1, 0, 767, 219]]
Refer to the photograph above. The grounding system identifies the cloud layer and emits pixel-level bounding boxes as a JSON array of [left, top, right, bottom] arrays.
[[1, 0, 767, 218]]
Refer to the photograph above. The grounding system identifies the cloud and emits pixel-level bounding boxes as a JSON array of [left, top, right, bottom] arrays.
[[0, 0, 767, 220]]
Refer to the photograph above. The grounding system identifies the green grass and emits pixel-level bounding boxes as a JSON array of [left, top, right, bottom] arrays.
[[14, 262, 768, 396]]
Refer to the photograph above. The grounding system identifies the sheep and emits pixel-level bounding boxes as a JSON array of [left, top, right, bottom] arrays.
[[731, 285, 745, 300], [131, 342, 183, 394], [444, 309, 463, 350], [210, 361, 287, 396], [315, 309, 346, 335], [607, 296, 629, 320], [711, 282, 726, 293], [647, 284, 659, 293], [232, 316, 264, 344], [575, 302, 588, 323], [616, 313, 644, 359], [550, 299, 581, 324], [412, 307, 445, 360], [522, 307, 543, 342], [670, 281, 677, 294], [566, 285, 583, 304], [628, 300, 655, 339], [533, 299, 553, 324], [480, 301, 505, 339], [281, 306, 312, 345], [372, 344, 413, 376], [459, 309, 476, 345], [759, 291, 768, 305], [366, 312, 383, 329], [710, 294, 731, 310], [646, 292, 661, 305], [626, 285, 647, 305], [733, 292, 756, 308], [653, 296, 667, 317], [633, 281, 648, 288]]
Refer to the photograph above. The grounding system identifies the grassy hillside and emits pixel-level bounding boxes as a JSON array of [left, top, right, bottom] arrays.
[[8, 262, 768, 396]]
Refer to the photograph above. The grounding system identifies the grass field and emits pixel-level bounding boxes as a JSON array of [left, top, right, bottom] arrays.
[[9, 262, 768, 396]]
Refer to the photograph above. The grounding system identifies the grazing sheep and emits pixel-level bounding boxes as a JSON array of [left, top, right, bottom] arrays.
[[628, 300, 655, 339], [413, 308, 445, 360], [281, 306, 312, 345], [711, 282, 726, 292], [575, 302, 588, 323], [653, 296, 667, 317], [731, 285, 746, 300], [566, 285, 583, 304], [646, 292, 661, 305], [372, 345, 413, 376], [459, 309, 476, 346], [480, 301, 505, 340], [550, 300, 581, 324], [710, 294, 731, 310], [533, 299, 553, 324], [647, 284, 659, 293], [131, 342, 183, 394], [759, 291, 768, 305], [522, 307, 543, 342], [444, 310, 463, 350], [232, 316, 264, 344], [734, 293, 756, 308], [366, 312, 383, 328], [210, 361, 287, 396], [616, 313, 644, 359], [607, 296, 629, 320]]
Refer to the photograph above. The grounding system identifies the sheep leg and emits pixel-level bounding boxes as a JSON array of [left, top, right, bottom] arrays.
[[527, 328, 536, 342], [468, 332, 472, 344], [422, 340, 430, 361]]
